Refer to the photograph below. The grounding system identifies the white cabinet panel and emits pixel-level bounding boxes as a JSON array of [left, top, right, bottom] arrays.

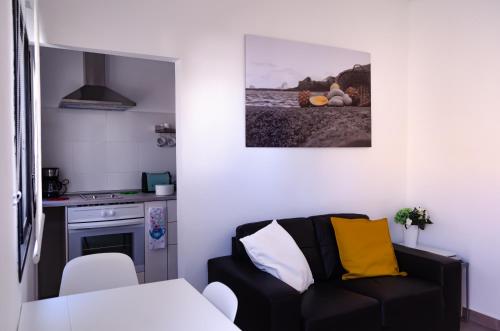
[[167, 222, 177, 245], [144, 200, 177, 282], [144, 201, 168, 283], [167, 200, 177, 222], [168, 245, 178, 280], [167, 200, 178, 279]]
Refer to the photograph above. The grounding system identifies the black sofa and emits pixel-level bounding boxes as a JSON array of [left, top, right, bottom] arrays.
[[208, 213, 462, 331]]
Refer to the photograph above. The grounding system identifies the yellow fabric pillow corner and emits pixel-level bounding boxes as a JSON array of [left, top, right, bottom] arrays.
[[331, 217, 407, 280]]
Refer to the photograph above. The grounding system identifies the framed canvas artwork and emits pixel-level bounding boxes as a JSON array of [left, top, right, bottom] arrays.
[[245, 35, 371, 147]]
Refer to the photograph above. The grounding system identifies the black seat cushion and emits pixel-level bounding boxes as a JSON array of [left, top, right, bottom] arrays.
[[339, 276, 443, 330], [233, 217, 327, 280], [309, 213, 369, 280], [301, 282, 381, 331]]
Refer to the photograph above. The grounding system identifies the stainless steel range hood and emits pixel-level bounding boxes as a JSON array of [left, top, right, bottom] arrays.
[[59, 53, 136, 111]]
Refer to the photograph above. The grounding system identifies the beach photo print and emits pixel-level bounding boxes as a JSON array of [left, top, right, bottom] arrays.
[[245, 35, 371, 147]]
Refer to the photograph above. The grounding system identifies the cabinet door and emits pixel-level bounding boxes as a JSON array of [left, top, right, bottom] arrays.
[[38, 207, 66, 299], [167, 222, 177, 245], [167, 200, 177, 222], [167, 244, 178, 279], [166, 200, 178, 279], [144, 201, 168, 283]]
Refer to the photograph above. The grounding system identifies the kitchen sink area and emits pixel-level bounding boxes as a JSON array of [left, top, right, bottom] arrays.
[[43, 191, 177, 207]]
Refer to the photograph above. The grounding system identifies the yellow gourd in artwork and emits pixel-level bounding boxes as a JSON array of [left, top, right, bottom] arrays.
[[309, 96, 328, 107]]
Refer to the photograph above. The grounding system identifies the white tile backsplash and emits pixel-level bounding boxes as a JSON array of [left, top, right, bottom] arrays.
[[106, 172, 142, 191], [42, 108, 176, 192], [139, 142, 177, 173], [68, 172, 108, 192], [43, 107, 107, 143], [105, 111, 174, 143], [72, 142, 107, 173], [105, 142, 141, 173], [41, 139, 74, 181], [105, 111, 141, 142]]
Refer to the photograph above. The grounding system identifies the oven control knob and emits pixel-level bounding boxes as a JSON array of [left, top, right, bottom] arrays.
[[101, 210, 106, 217], [107, 210, 116, 217]]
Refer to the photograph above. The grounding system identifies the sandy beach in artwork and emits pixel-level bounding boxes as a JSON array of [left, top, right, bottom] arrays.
[[246, 105, 371, 147]]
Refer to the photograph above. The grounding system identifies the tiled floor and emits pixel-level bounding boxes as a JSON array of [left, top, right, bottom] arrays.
[[462, 321, 494, 331]]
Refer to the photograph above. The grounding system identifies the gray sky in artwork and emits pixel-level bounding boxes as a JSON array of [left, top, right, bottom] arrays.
[[245, 35, 370, 89]]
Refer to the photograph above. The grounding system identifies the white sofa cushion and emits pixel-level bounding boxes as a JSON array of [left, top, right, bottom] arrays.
[[239, 220, 314, 293]]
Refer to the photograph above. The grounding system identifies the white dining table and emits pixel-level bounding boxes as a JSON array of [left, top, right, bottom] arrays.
[[18, 278, 241, 331]]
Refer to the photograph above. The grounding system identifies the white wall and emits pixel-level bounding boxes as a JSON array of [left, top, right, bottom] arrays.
[[0, 1, 36, 331], [407, 0, 500, 319], [41, 48, 176, 114], [39, 0, 410, 290], [0, 2, 21, 329], [41, 47, 176, 192]]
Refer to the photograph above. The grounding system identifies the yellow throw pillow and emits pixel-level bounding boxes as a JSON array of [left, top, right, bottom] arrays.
[[331, 217, 407, 280]]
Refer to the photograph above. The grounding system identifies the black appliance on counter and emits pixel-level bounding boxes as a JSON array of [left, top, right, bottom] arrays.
[[42, 168, 69, 198]]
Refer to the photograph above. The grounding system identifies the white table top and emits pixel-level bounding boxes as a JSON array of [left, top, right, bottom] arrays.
[[18, 278, 240, 331]]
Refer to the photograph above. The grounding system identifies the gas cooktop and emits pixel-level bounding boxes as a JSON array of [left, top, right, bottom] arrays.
[[79, 193, 124, 200]]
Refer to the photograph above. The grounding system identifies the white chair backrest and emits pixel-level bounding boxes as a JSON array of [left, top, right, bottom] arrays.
[[59, 253, 138, 296], [202, 281, 238, 322]]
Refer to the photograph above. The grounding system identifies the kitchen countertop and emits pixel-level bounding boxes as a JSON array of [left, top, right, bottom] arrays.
[[43, 192, 176, 208]]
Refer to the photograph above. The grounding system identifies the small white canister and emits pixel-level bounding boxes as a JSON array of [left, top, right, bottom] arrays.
[[155, 184, 175, 196]]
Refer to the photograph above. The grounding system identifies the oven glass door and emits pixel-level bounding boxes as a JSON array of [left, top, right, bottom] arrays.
[[68, 218, 145, 273], [82, 232, 133, 256]]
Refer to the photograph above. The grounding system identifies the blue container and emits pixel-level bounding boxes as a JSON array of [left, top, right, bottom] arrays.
[[141, 172, 171, 193]]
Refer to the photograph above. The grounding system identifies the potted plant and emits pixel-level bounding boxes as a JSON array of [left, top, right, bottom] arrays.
[[394, 207, 432, 248]]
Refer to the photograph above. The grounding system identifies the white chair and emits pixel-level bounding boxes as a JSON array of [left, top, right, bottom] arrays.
[[202, 281, 238, 322], [59, 253, 138, 296]]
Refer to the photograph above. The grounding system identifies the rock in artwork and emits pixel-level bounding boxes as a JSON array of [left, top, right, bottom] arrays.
[[245, 35, 371, 147]]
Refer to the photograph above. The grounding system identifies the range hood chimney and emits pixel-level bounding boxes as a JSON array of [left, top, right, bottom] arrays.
[[59, 53, 136, 111]]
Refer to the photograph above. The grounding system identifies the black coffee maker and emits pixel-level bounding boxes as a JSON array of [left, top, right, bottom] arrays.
[[42, 168, 69, 198]]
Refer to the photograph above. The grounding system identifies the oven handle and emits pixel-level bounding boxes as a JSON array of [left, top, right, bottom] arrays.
[[67, 218, 144, 230]]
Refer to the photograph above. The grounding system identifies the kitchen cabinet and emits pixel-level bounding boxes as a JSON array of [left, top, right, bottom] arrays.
[[38, 207, 66, 299], [144, 201, 168, 282], [167, 200, 178, 279], [144, 200, 178, 282], [167, 245, 178, 280]]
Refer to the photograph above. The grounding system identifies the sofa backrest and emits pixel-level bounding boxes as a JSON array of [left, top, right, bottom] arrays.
[[232, 213, 369, 282], [308, 213, 369, 279], [233, 217, 328, 281]]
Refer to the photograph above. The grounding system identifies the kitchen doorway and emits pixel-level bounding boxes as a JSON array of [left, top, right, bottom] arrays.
[[37, 45, 179, 298]]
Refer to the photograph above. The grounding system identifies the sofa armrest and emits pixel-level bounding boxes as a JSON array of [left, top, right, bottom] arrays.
[[208, 256, 302, 331], [394, 244, 462, 331]]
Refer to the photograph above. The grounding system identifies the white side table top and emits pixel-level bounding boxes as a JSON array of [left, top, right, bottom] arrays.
[[415, 244, 457, 258], [18, 278, 240, 331]]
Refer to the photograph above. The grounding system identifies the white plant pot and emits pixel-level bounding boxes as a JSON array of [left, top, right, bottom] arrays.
[[403, 225, 419, 248]]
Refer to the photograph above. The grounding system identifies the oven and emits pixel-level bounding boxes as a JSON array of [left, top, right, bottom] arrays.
[[67, 203, 145, 279]]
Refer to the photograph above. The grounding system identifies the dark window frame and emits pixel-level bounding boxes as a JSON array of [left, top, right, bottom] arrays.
[[13, 0, 35, 282]]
